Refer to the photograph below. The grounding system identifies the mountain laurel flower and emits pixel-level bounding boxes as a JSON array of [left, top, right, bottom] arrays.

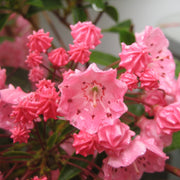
[[0, 85, 27, 130], [70, 21, 103, 49], [0, 67, 6, 89], [27, 29, 53, 53], [28, 66, 46, 83], [141, 89, 167, 116], [139, 68, 159, 90], [119, 42, 152, 74], [155, 102, 180, 134], [35, 79, 60, 121], [73, 130, 97, 157], [120, 72, 138, 91], [58, 63, 127, 134], [10, 126, 31, 143], [25, 51, 43, 68], [48, 47, 69, 67], [97, 119, 135, 156], [68, 43, 91, 64]]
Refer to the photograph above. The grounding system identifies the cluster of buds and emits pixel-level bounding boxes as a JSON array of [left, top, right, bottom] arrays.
[[0, 21, 180, 180]]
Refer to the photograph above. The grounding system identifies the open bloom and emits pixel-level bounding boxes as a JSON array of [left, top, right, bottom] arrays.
[[119, 42, 151, 74], [155, 102, 180, 134], [58, 63, 127, 134]]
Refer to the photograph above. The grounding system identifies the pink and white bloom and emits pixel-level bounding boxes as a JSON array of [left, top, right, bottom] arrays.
[[120, 72, 138, 91], [119, 42, 151, 74], [155, 102, 180, 134], [73, 130, 97, 157], [27, 29, 53, 53], [48, 47, 69, 67], [0, 85, 27, 130], [70, 21, 103, 49], [137, 116, 172, 149], [139, 68, 159, 90], [97, 119, 135, 156], [68, 43, 91, 64], [58, 63, 127, 134], [104, 136, 168, 180], [141, 89, 167, 116]]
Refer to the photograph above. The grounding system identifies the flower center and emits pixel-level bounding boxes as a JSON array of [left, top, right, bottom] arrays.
[[81, 80, 105, 108]]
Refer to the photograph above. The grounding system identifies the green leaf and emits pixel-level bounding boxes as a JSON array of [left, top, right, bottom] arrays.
[[119, 29, 135, 45], [26, 0, 44, 7], [26, 5, 44, 17], [164, 131, 180, 152], [58, 154, 92, 180], [72, 7, 87, 23], [42, 0, 63, 10], [3, 151, 32, 157], [0, 13, 10, 31], [175, 58, 180, 77], [47, 132, 58, 149], [91, 0, 105, 11], [103, 19, 132, 33], [90, 50, 119, 66], [104, 5, 118, 22]]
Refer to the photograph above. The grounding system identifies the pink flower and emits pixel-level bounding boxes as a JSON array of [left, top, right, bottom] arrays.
[[155, 102, 180, 134], [68, 43, 91, 64], [11, 92, 38, 128], [31, 176, 47, 180], [120, 72, 138, 91], [136, 26, 169, 57], [70, 21, 103, 49], [0, 67, 6, 89], [0, 85, 27, 130], [28, 66, 46, 83], [141, 89, 167, 116], [139, 68, 159, 90], [119, 42, 151, 74], [73, 130, 97, 157], [137, 116, 172, 149], [26, 51, 43, 68], [104, 136, 168, 180], [35, 79, 60, 121], [10, 126, 30, 143], [27, 29, 53, 53], [97, 119, 135, 156], [48, 47, 69, 67], [58, 63, 127, 134], [135, 26, 176, 93]]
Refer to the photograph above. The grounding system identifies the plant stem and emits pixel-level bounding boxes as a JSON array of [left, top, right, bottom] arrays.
[[4, 163, 18, 180], [33, 121, 45, 151], [65, 161, 98, 179], [61, 154, 103, 173], [124, 96, 152, 108], [93, 12, 103, 25], [165, 163, 180, 177]]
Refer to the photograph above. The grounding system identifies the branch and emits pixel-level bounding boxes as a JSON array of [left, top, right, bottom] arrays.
[[165, 163, 180, 177]]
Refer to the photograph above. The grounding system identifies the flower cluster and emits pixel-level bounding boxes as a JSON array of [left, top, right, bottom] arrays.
[[0, 20, 180, 180]]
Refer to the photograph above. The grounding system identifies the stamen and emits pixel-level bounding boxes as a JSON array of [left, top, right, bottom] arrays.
[[93, 90, 97, 107], [133, 162, 140, 174]]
